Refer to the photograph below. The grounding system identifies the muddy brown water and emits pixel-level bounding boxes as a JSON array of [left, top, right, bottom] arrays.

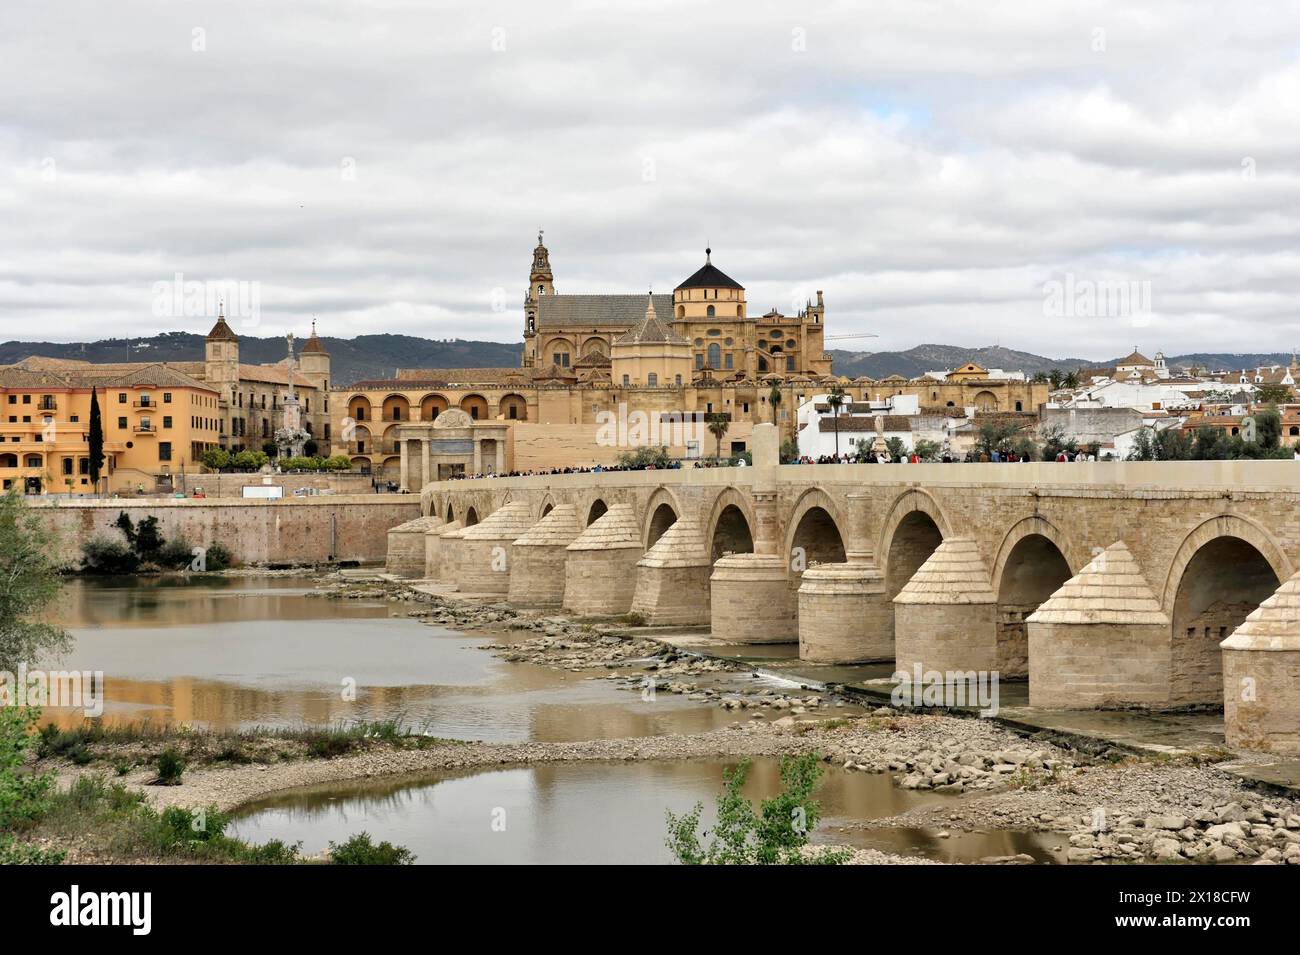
[[48, 577, 1066, 864], [227, 757, 1068, 865], [40, 576, 741, 740]]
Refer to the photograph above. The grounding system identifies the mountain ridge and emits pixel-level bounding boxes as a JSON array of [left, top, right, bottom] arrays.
[[0, 333, 1288, 386]]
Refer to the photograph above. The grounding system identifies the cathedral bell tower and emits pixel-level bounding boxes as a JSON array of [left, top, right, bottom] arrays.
[[522, 230, 554, 368]]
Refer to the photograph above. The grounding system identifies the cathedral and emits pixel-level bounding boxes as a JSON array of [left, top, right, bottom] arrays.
[[521, 233, 833, 382]]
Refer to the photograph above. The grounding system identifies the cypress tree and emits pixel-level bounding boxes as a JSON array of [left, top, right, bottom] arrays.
[[88, 387, 105, 492]]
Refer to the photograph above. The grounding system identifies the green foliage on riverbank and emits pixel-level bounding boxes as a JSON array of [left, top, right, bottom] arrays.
[[0, 490, 72, 671], [665, 752, 851, 865], [81, 511, 233, 574], [328, 831, 415, 865]]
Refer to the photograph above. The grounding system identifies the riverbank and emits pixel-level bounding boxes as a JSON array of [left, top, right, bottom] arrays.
[[19, 571, 1300, 865]]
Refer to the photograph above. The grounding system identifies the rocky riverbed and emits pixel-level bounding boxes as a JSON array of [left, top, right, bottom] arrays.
[[300, 573, 1300, 865]]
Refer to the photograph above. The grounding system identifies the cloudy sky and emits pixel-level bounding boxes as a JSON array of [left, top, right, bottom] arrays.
[[3, 1, 1299, 359]]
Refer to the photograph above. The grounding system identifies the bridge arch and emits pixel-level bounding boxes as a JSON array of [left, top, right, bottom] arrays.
[[643, 486, 683, 549], [536, 493, 558, 521], [991, 517, 1074, 677], [1163, 515, 1292, 705], [879, 488, 949, 601], [705, 487, 755, 562], [585, 497, 609, 527], [463, 506, 480, 527], [784, 488, 847, 573]]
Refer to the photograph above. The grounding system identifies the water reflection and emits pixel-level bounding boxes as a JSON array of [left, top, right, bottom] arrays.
[[39, 577, 743, 741], [229, 758, 1062, 865]]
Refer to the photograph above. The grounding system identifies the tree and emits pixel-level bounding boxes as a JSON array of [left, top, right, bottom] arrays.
[[0, 490, 71, 672], [913, 439, 941, 461], [201, 447, 231, 470], [976, 420, 1022, 457], [1255, 407, 1282, 450], [1255, 383, 1293, 405], [707, 414, 730, 461], [826, 384, 846, 458], [768, 384, 782, 425], [665, 753, 849, 866], [87, 387, 105, 493]]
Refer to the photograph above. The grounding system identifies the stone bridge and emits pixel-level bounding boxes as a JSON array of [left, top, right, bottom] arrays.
[[388, 426, 1300, 754]]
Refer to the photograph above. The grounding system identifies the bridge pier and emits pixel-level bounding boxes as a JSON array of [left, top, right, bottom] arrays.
[[423, 518, 462, 580], [893, 538, 997, 673], [387, 515, 443, 577], [563, 503, 643, 616], [434, 521, 467, 586], [797, 561, 890, 662], [457, 502, 534, 594], [509, 504, 580, 608], [631, 516, 711, 625], [709, 486, 796, 643], [1222, 571, 1300, 754], [1027, 542, 1172, 707]]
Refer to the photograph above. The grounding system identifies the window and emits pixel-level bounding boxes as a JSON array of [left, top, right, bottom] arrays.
[[62, 458, 72, 475], [706, 305, 715, 317], [159, 442, 172, 462], [79, 458, 89, 475], [21, 395, 30, 404], [25, 455, 41, 467], [163, 393, 172, 403], [140, 393, 151, 406], [1014, 401, 1023, 412], [119, 394, 126, 403], [724, 353, 733, 370], [139, 417, 152, 431], [707, 343, 721, 368], [786, 356, 795, 371], [695, 354, 704, 369], [163, 416, 172, 429], [622, 374, 630, 386], [5, 396, 12, 404], [70, 415, 78, 422], [647, 373, 657, 387], [117, 417, 127, 429], [675, 375, 682, 387]]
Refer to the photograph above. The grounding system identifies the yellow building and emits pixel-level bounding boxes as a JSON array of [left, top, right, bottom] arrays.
[[0, 360, 221, 494], [332, 235, 1049, 482]]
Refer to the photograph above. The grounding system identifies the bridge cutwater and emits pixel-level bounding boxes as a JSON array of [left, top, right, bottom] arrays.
[[386, 424, 1300, 756]]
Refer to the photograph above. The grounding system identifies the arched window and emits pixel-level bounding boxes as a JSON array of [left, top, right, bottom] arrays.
[[707, 343, 721, 368]]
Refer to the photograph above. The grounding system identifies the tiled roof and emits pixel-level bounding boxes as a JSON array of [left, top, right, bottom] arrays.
[[537, 294, 674, 328], [894, 538, 995, 605], [461, 501, 535, 541], [613, 295, 689, 346], [675, 255, 743, 290], [566, 503, 641, 551], [206, 316, 238, 341], [514, 503, 580, 546], [637, 516, 708, 567], [1223, 569, 1300, 650], [1027, 542, 1167, 625]]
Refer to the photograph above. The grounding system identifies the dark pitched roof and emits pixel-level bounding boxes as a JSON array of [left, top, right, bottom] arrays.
[[675, 253, 743, 291], [536, 294, 674, 328]]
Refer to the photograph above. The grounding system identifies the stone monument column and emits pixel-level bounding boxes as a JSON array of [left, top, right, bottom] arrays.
[[399, 438, 409, 491]]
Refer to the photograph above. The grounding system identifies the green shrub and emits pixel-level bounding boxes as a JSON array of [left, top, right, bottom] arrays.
[[665, 752, 851, 865], [157, 537, 196, 570], [153, 747, 185, 785], [201, 542, 233, 571], [0, 835, 65, 864], [328, 831, 415, 865], [0, 708, 56, 830], [80, 536, 140, 575]]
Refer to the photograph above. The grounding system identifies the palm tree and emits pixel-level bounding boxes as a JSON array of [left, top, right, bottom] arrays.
[[768, 383, 782, 425], [707, 413, 730, 462], [827, 384, 846, 458]]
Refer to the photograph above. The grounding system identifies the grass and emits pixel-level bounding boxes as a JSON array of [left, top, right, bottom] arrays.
[[32, 717, 468, 770]]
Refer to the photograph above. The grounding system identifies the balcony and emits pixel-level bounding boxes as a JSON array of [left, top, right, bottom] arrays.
[[132, 400, 158, 409], [37, 402, 57, 412], [132, 425, 157, 434]]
